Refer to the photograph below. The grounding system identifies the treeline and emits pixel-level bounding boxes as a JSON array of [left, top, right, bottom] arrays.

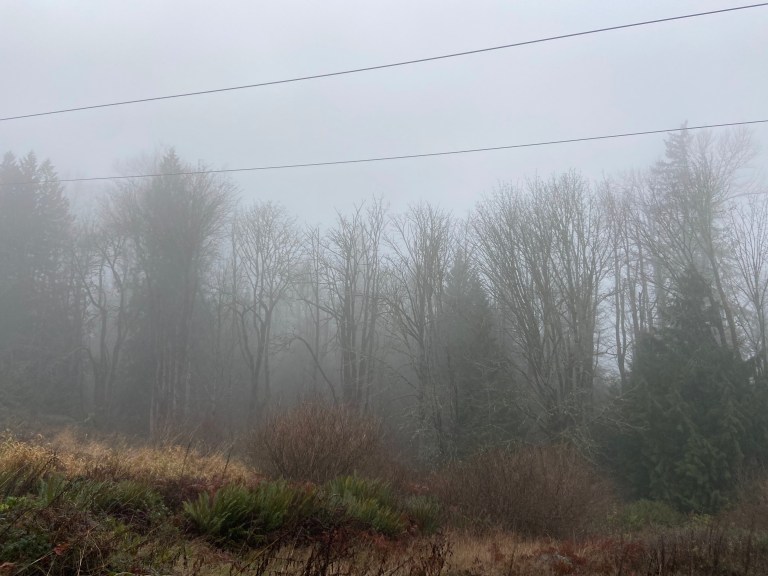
[[1, 127, 768, 512]]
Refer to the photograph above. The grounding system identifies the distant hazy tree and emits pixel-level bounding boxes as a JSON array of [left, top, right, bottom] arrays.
[[436, 245, 513, 457], [198, 255, 242, 434], [640, 127, 755, 350], [474, 172, 610, 439], [292, 225, 335, 399], [113, 150, 234, 437], [724, 195, 768, 471], [384, 202, 454, 458], [231, 201, 301, 422], [0, 152, 79, 413], [72, 209, 133, 425], [730, 197, 768, 374], [317, 200, 386, 409]]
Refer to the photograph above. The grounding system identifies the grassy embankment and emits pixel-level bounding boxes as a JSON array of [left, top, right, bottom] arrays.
[[1, 405, 768, 575]]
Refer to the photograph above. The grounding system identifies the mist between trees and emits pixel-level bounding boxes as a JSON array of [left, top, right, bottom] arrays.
[[2, 126, 768, 512]]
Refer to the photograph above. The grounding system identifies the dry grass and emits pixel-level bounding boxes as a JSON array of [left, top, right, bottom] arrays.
[[0, 432, 63, 499], [1, 428, 257, 512], [48, 428, 254, 486], [0, 433, 60, 474], [444, 527, 768, 576], [447, 530, 542, 574], [168, 531, 453, 576], [170, 529, 764, 576]]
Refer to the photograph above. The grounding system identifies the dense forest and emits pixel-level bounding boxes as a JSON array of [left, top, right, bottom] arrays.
[[2, 126, 768, 514]]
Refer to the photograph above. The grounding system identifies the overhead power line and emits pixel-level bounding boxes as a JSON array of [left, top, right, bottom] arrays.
[[5, 119, 766, 186], [1, 3, 766, 123]]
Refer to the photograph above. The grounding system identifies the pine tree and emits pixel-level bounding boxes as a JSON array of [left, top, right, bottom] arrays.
[[114, 150, 234, 436], [436, 249, 516, 457], [0, 152, 78, 413], [618, 270, 751, 512]]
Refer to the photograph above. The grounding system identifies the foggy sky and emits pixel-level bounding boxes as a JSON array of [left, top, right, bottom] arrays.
[[1, 0, 766, 224]]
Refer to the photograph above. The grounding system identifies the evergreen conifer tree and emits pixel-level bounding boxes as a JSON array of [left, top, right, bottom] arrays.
[[619, 270, 751, 512], [437, 249, 515, 456]]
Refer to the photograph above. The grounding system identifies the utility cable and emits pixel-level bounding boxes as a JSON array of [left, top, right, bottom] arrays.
[[1, 3, 766, 123], [3, 119, 766, 186]]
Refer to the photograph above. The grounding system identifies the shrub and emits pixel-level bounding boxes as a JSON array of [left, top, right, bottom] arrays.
[[40, 476, 164, 525], [91, 479, 165, 523], [1, 494, 183, 574], [611, 499, 685, 532], [437, 444, 612, 537], [251, 401, 389, 484], [0, 497, 51, 564], [724, 473, 768, 531]]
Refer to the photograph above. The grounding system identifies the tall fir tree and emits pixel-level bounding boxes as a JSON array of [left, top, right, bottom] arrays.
[[436, 248, 516, 457], [618, 270, 752, 512], [0, 152, 78, 414]]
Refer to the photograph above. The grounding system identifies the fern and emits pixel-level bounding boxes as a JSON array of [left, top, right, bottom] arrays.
[[326, 476, 405, 536], [183, 485, 255, 542], [403, 495, 441, 534]]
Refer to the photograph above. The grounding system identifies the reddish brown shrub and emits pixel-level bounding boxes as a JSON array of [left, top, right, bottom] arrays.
[[723, 472, 768, 531], [249, 401, 391, 484], [436, 444, 613, 538]]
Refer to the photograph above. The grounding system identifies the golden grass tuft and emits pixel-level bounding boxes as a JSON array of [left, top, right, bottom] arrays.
[[0, 428, 256, 498], [0, 432, 62, 496], [446, 530, 546, 575], [0, 432, 60, 473], [47, 429, 254, 486]]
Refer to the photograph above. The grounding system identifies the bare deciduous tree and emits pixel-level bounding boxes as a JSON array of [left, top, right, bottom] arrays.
[[603, 175, 657, 389], [474, 172, 610, 438], [232, 201, 301, 421], [73, 211, 133, 424], [316, 200, 386, 410], [731, 196, 768, 373], [292, 225, 335, 399], [384, 202, 454, 457]]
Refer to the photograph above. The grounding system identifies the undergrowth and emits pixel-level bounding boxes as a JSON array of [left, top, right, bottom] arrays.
[[1, 430, 767, 575]]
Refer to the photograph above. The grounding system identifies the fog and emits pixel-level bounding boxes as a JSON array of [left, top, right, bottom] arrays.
[[1, 1, 768, 519], [1, 1, 766, 222]]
